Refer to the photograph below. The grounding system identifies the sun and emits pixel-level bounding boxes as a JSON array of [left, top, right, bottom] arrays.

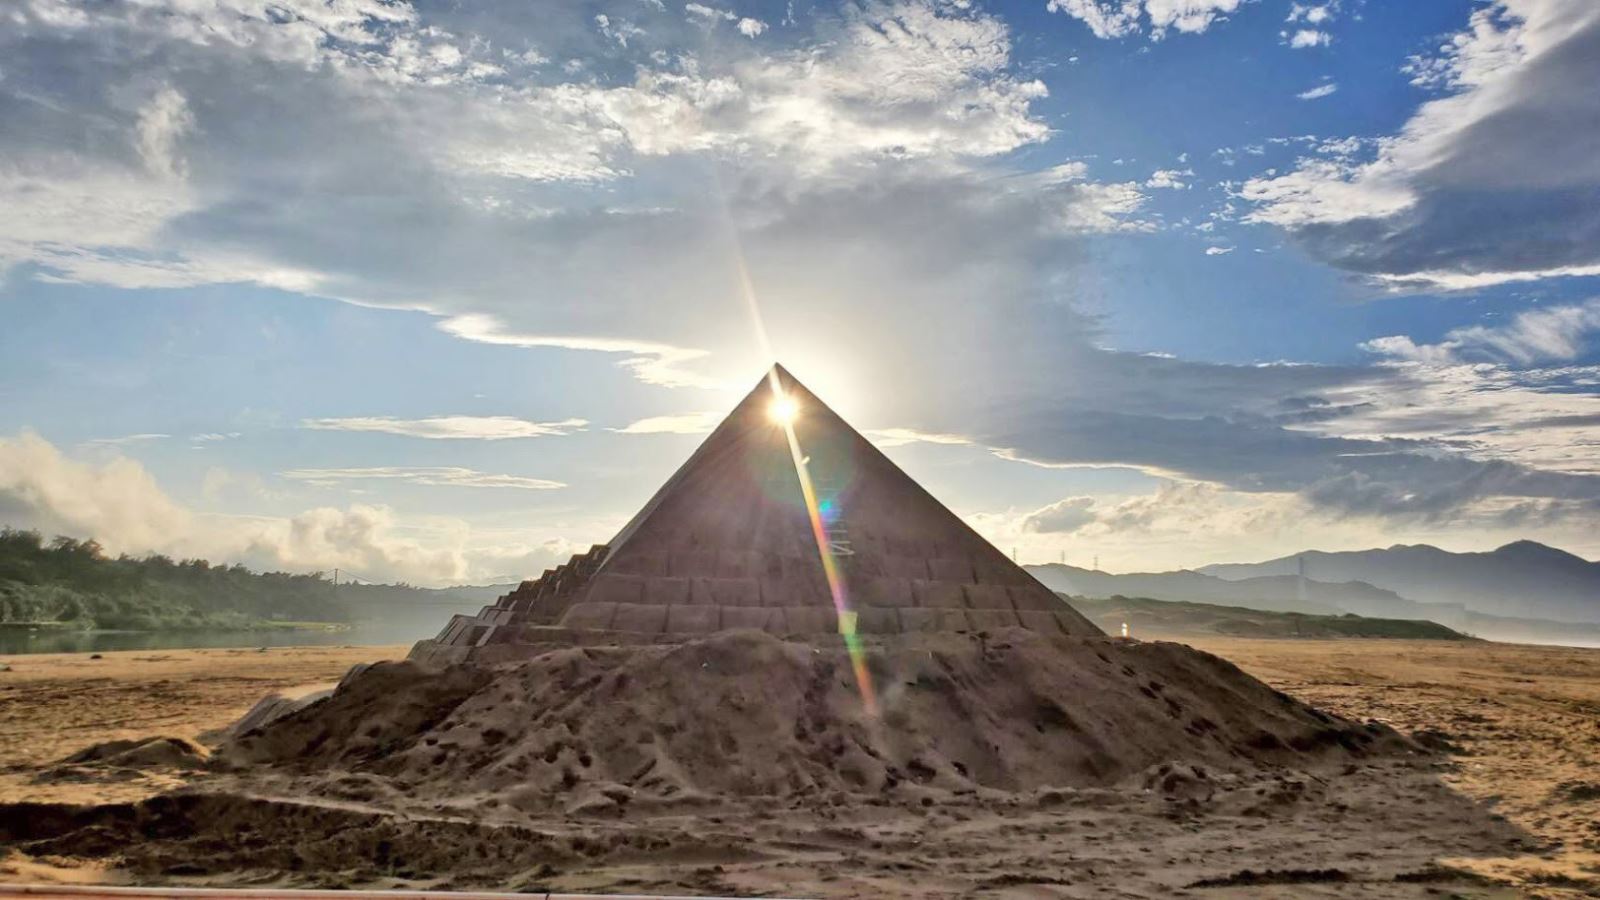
[[768, 393, 800, 424]]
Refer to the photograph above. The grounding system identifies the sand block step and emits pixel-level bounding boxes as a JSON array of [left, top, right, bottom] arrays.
[[669, 549, 717, 577], [586, 572, 646, 605], [1015, 609, 1066, 634], [854, 607, 902, 635], [926, 557, 977, 583], [881, 556, 930, 580], [912, 580, 967, 609], [666, 605, 721, 633], [782, 606, 837, 634], [611, 602, 668, 634], [855, 576, 913, 608], [899, 607, 969, 632], [642, 576, 692, 606], [560, 601, 619, 631], [689, 576, 761, 607], [720, 606, 780, 631], [966, 608, 1022, 630], [759, 577, 826, 608], [962, 583, 1013, 610]]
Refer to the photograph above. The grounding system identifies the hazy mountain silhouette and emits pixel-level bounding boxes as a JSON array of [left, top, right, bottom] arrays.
[[1198, 541, 1600, 624], [1025, 564, 1413, 618]]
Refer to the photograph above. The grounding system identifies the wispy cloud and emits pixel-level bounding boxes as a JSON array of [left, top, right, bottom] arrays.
[[1245, 0, 1600, 288], [438, 314, 724, 390], [1046, 0, 1243, 40], [281, 466, 566, 490], [1, 431, 575, 584], [865, 428, 973, 449], [1145, 168, 1193, 190], [1363, 299, 1600, 367], [1286, 28, 1331, 47], [84, 433, 170, 447], [301, 415, 587, 440], [612, 411, 723, 435], [1297, 83, 1338, 100]]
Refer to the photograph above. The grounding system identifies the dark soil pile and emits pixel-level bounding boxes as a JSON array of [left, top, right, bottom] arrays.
[[221, 628, 1407, 810]]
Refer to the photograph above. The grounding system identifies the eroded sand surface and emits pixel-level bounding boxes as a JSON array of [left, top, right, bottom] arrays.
[[1, 636, 1597, 897]]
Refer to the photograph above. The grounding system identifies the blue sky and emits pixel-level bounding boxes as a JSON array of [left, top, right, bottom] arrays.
[[2, 0, 1599, 583]]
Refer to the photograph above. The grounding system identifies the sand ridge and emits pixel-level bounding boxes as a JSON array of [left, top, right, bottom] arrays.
[[223, 630, 1406, 805], [3, 634, 1597, 896]]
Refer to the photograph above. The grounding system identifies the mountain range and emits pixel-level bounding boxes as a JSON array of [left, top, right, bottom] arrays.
[[1198, 541, 1600, 624], [1025, 565, 1406, 618], [1025, 540, 1600, 646]]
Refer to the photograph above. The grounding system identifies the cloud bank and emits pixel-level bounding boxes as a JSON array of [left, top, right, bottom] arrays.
[[0, 432, 572, 585], [1243, 0, 1600, 288]]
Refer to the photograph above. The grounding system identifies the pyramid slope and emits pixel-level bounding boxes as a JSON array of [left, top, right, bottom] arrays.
[[413, 365, 1098, 664]]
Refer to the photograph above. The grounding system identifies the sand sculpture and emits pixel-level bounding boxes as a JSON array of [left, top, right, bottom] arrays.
[[220, 366, 1403, 799], [0, 366, 1438, 895], [411, 364, 1100, 666]]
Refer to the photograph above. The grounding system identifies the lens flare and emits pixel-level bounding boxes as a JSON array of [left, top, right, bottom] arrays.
[[721, 179, 876, 717], [768, 394, 800, 424], [768, 371, 879, 718]]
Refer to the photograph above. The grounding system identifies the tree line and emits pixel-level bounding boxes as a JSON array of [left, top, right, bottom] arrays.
[[0, 528, 347, 630]]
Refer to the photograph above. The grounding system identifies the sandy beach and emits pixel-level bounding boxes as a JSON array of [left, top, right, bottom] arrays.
[[2, 636, 1598, 897]]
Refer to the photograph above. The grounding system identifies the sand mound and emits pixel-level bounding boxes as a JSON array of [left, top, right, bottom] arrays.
[[59, 737, 210, 771], [223, 629, 1405, 810], [0, 793, 589, 884]]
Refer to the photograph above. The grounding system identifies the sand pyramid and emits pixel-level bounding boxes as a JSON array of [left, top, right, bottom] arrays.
[[412, 365, 1099, 665]]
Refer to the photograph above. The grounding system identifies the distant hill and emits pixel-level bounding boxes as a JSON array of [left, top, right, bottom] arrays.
[[1061, 594, 1472, 642], [0, 527, 508, 631], [1199, 541, 1600, 624], [1026, 558, 1600, 647], [1026, 563, 1415, 617]]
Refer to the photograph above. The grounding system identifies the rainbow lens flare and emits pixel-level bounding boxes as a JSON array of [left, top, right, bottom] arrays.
[[767, 372, 879, 718]]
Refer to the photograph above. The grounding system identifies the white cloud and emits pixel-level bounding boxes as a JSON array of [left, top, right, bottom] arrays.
[[1286, 3, 1334, 25], [9, 0, 1599, 549], [135, 86, 194, 179], [0, 431, 569, 584], [1286, 28, 1330, 47], [972, 482, 1353, 571], [612, 411, 723, 434], [300, 415, 588, 440], [437, 314, 726, 390], [685, 3, 735, 21], [83, 433, 170, 447], [1204, 245, 1233, 255], [594, 14, 646, 47], [1144, 167, 1192, 189], [1239, 157, 1415, 227], [1305, 360, 1600, 480], [1362, 299, 1600, 367], [737, 17, 768, 37], [1243, 0, 1600, 287], [1046, 0, 1244, 40], [1021, 495, 1097, 533], [280, 466, 566, 490], [1296, 82, 1338, 100], [0, 0, 1059, 288], [0, 431, 192, 555], [864, 427, 973, 448]]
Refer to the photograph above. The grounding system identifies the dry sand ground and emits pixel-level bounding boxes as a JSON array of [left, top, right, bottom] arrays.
[[1, 637, 1597, 898]]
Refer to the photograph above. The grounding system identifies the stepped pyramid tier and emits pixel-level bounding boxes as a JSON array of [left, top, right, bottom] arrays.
[[411, 365, 1100, 666]]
